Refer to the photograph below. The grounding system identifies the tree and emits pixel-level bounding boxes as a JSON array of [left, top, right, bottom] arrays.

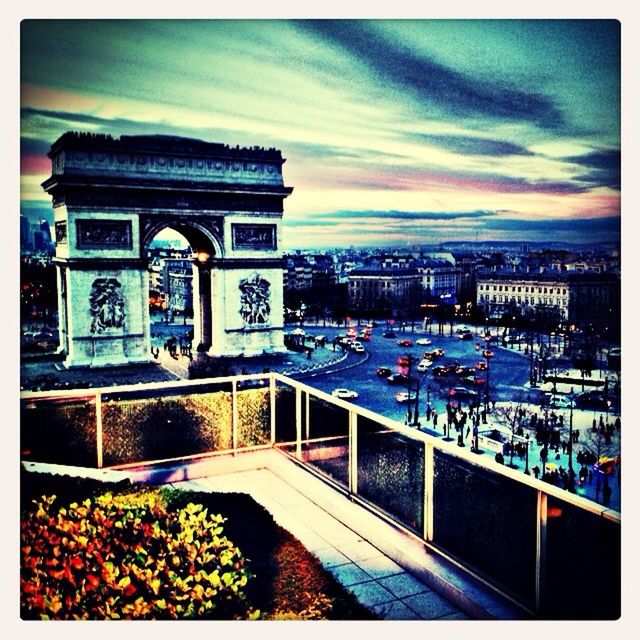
[[580, 424, 619, 504], [491, 393, 532, 469]]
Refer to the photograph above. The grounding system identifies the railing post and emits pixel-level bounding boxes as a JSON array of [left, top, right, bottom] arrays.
[[535, 490, 548, 614], [95, 390, 103, 469], [305, 391, 310, 441], [269, 375, 276, 446], [295, 386, 302, 461], [231, 380, 238, 451], [349, 410, 358, 494], [424, 442, 434, 542]]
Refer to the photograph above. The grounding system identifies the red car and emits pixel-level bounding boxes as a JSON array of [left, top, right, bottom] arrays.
[[397, 339, 413, 347]]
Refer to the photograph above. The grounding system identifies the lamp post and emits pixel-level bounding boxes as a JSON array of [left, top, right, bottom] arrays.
[[567, 388, 576, 493]]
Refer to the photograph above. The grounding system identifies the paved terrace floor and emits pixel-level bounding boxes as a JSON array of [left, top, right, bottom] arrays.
[[145, 450, 524, 621]]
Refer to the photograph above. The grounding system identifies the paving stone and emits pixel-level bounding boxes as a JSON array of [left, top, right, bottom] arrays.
[[313, 546, 352, 568], [358, 555, 405, 580], [402, 590, 460, 619], [348, 580, 396, 608], [338, 539, 382, 563], [373, 600, 422, 621], [378, 572, 431, 599], [328, 562, 372, 587]]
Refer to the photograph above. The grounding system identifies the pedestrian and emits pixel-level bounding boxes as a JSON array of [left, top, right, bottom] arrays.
[[573, 428, 579, 443], [603, 480, 612, 507], [466, 426, 470, 439], [615, 416, 621, 431], [482, 409, 487, 424], [561, 441, 567, 454], [532, 465, 540, 479], [433, 411, 438, 428], [592, 418, 597, 433]]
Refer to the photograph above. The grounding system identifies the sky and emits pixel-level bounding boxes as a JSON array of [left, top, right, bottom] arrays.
[[20, 19, 621, 249]]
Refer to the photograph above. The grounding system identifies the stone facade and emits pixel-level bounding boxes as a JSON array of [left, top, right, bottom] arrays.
[[43, 132, 293, 367]]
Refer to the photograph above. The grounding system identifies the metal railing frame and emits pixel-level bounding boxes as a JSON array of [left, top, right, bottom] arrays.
[[21, 370, 620, 615]]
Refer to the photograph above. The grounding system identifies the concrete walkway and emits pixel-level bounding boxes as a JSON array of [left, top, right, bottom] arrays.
[[167, 468, 470, 620]]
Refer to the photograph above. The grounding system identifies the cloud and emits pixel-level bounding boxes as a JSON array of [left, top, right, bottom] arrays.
[[413, 133, 534, 157], [565, 149, 620, 190], [311, 209, 501, 221], [295, 20, 566, 130]]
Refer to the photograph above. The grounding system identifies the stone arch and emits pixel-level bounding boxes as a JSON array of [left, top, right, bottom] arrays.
[[42, 132, 293, 368]]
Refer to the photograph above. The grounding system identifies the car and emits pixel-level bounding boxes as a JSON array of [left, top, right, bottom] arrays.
[[433, 348, 445, 357], [417, 359, 432, 372], [416, 338, 432, 346], [382, 331, 397, 338], [432, 363, 459, 377], [376, 367, 392, 377], [476, 360, 488, 371], [456, 366, 476, 378], [460, 332, 473, 340], [397, 355, 411, 366], [332, 388, 359, 400], [574, 392, 612, 411], [547, 395, 572, 409], [351, 340, 363, 349], [482, 350, 494, 359], [609, 347, 621, 358], [395, 391, 417, 403], [387, 373, 409, 385], [352, 344, 366, 354], [397, 339, 413, 347], [424, 349, 444, 360], [449, 387, 478, 401], [358, 333, 371, 342]]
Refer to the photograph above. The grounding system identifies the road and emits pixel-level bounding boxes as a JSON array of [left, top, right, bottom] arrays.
[[294, 324, 533, 427]]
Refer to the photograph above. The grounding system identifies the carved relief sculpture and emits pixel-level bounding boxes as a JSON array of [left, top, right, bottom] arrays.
[[239, 274, 271, 326], [76, 220, 132, 249], [89, 278, 126, 332]]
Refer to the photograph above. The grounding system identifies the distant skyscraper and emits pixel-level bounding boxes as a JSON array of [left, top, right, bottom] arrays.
[[20, 215, 32, 250]]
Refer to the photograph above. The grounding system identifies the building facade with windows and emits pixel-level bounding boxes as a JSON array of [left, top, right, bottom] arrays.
[[476, 270, 620, 329], [348, 267, 421, 317]]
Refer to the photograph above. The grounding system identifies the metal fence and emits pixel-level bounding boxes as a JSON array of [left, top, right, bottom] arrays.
[[20, 372, 620, 619]]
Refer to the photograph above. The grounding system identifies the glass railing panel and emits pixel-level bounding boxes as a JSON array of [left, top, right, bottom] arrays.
[[21, 396, 97, 467], [236, 379, 271, 448], [100, 382, 233, 466], [432, 450, 537, 607], [274, 381, 297, 446], [544, 496, 620, 619], [357, 416, 424, 534], [301, 393, 350, 487]]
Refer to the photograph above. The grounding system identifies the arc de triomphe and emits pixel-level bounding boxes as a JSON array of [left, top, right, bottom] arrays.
[[42, 132, 293, 368]]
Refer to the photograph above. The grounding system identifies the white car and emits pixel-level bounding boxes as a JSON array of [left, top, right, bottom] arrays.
[[417, 359, 433, 372], [548, 395, 572, 409], [395, 391, 417, 403], [352, 344, 366, 354], [332, 388, 359, 400], [416, 338, 432, 346]]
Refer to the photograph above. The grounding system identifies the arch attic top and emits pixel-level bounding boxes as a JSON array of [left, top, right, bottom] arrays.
[[41, 131, 293, 208]]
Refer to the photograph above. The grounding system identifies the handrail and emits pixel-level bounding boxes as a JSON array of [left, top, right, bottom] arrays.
[[21, 370, 620, 522]]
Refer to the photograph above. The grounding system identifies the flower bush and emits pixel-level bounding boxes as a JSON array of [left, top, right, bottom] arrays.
[[21, 488, 257, 620]]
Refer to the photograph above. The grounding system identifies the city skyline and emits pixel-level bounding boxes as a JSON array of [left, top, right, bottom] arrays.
[[21, 19, 620, 248]]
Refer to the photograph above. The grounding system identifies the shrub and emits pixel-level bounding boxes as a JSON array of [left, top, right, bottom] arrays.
[[21, 489, 257, 620]]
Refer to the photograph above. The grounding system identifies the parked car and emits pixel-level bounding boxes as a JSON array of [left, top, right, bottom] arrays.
[[332, 388, 359, 400], [449, 387, 478, 401], [546, 395, 572, 409], [376, 367, 393, 377], [417, 359, 432, 372], [416, 337, 432, 346], [397, 339, 413, 347], [574, 391, 612, 411], [395, 391, 417, 403], [382, 331, 397, 338], [387, 373, 409, 385]]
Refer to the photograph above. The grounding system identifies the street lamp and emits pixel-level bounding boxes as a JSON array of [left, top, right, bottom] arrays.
[[567, 388, 576, 493]]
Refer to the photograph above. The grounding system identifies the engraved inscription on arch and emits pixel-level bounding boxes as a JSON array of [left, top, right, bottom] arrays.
[[232, 223, 277, 251], [76, 220, 132, 249]]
